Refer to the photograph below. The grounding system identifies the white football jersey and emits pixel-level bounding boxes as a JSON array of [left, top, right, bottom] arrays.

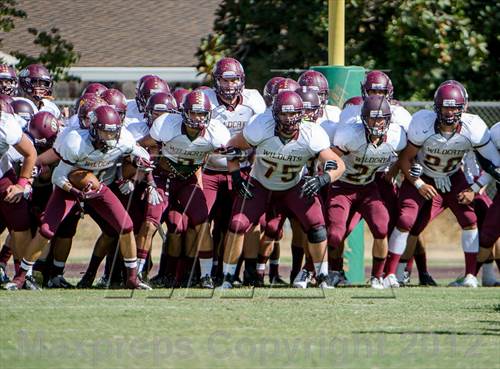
[[13, 96, 61, 119], [320, 104, 341, 124], [53, 127, 139, 185], [150, 114, 230, 167], [243, 115, 330, 191], [0, 113, 23, 177], [320, 119, 340, 147], [340, 103, 412, 131], [125, 118, 150, 141], [334, 122, 406, 185], [408, 110, 490, 178], [204, 88, 266, 170], [490, 122, 500, 149], [125, 99, 143, 123]]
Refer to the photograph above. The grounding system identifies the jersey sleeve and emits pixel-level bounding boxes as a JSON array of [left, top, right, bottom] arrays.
[[306, 123, 331, 154], [388, 124, 407, 152], [209, 120, 231, 149], [319, 120, 337, 146], [149, 114, 176, 142], [0, 114, 23, 146], [332, 124, 352, 154], [55, 130, 82, 164], [339, 105, 361, 125], [489, 122, 500, 150], [242, 113, 274, 146], [468, 115, 490, 148], [40, 99, 61, 118], [391, 105, 412, 132], [244, 89, 267, 114], [406, 110, 434, 147], [118, 127, 139, 154]]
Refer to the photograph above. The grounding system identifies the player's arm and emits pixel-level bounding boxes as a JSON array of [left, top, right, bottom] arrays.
[[5, 134, 37, 203], [398, 143, 438, 199], [318, 147, 345, 183]]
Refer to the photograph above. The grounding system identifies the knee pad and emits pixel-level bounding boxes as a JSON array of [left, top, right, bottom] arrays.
[[229, 218, 250, 235], [307, 226, 327, 243]]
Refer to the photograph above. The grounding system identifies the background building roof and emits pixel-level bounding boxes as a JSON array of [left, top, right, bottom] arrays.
[[1, 0, 221, 68]]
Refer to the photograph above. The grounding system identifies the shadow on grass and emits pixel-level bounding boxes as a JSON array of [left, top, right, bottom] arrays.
[[352, 330, 500, 337]]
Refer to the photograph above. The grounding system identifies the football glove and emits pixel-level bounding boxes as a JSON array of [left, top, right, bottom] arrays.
[[301, 173, 331, 199], [231, 170, 254, 199], [409, 163, 423, 178]]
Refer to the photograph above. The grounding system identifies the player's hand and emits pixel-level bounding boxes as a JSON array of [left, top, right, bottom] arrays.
[[457, 188, 475, 205], [4, 184, 25, 203], [217, 146, 244, 161], [434, 176, 452, 193], [418, 184, 438, 200], [81, 183, 103, 200], [142, 184, 163, 205], [231, 170, 254, 199], [134, 157, 155, 172], [301, 173, 331, 199], [117, 179, 135, 195]]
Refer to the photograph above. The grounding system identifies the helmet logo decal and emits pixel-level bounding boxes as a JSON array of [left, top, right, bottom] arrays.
[[442, 99, 457, 106]]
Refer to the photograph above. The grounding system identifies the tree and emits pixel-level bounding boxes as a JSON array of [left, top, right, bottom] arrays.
[[0, 0, 79, 81], [196, 0, 498, 100]]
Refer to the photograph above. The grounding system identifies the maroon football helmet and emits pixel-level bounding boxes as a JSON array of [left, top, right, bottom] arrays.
[[342, 95, 363, 109], [102, 89, 127, 120], [172, 88, 190, 110], [434, 83, 466, 126], [182, 90, 212, 130], [361, 70, 393, 100], [29, 111, 61, 150], [361, 95, 392, 137], [298, 71, 329, 106], [0, 64, 18, 96], [271, 78, 301, 98], [295, 87, 321, 122], [0, 99, 14, 115], [438, 80, 468, 110], [212, 57, 245, 101], [18, 64, 53, 100], [77, 94, 107, 129], [135, 75, 170, 113], [263, 76, 285, 107], [88, 105, 122, 150], [82, 82, 108, 97], [145, 92, 178, 127], [272, 91, 304, 136], [12, 99, 35, 125]]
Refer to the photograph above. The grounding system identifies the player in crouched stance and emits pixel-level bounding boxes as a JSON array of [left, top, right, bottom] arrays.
[[5, 106, 155, 290], [327, 95, 406, 289], [385, 83, 500, 288], [218, 90, 345, 289]]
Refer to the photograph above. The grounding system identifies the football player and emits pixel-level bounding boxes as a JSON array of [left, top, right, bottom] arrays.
[[0, 64, 18, 96], [5, 105, 155, 290], [385, 83, 500, 288], [218, 90, 345, 289], [327, 95, 406, 289], [140, 90, 231, 288]]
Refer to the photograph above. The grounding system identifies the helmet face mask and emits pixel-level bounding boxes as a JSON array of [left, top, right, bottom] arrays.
[[213, 58, 245, 101], [361, 95, 392, 139], [0, 65, 18, 96], [88, 106, 122, 151], [433, 83, 465, 127], [296, 87, 321, 122], [272, 91, 304, 137], [182, 91, 212, 130]]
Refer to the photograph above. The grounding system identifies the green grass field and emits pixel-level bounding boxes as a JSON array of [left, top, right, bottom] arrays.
[[1, 287, 499, 369]]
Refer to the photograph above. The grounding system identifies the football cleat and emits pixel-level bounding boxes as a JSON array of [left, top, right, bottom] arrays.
[[0, 264, 10, 284], [269, 274, 287, 286], [370, 276, 384, 290], [419, 272, 438, 286], [383, 274, 400, 288], [76, 273, 95, 289], [149, 274, 168, 288], [293, 269, 312, 289], [232, 275, 242, 287], [125, 278, 152, 290], [316, 273, 335, 289], [47, 275, 75, 289], [463, 274, 479, 288], [23, 275, 42, 290], [199, 275, 215, 289], [217, 274, 234, 290], [329, 270, 350, 287], [3, 281, 19, 290], [95, 275, 110, 289], [243, 269, 263, 287]]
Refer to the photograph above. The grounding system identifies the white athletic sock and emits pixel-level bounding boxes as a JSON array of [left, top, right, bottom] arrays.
[[461, 229, 479, 253], [389, 229, 410, 255], [222, 263, 237, 276], [21, 259, 34, 276], [256, 263, 266, 271], [314, 261, 328, 276], [123, 258, 137, 269], [137, 258, 146, 273], [199, 258, 213, 277]]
